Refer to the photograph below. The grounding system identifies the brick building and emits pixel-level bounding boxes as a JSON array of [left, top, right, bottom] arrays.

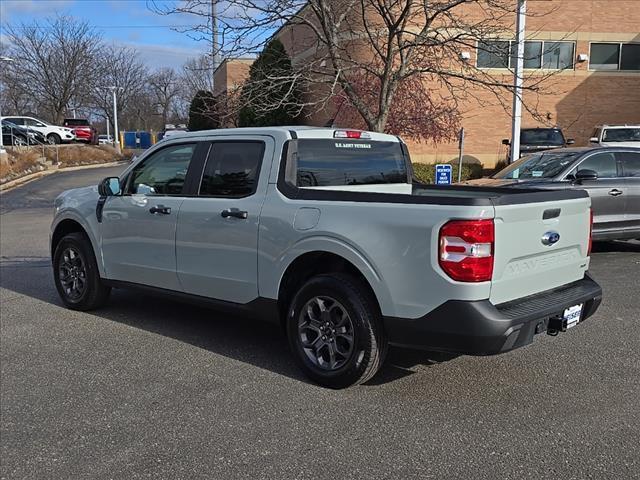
[[218, 0, 640, 167]]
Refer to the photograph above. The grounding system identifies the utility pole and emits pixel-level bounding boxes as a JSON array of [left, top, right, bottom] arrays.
[[509, 0, 526, 163], [211, 0, 220, 82], [109, 86, 121, 154]]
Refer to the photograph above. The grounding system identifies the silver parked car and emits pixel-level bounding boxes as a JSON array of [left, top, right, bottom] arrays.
[[466, 147, 640, 241]]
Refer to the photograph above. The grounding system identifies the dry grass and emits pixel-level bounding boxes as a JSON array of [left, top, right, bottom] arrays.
[[1, 144, 127, 184], [43, 144, 125, 167], [0, 148, 47, 182]]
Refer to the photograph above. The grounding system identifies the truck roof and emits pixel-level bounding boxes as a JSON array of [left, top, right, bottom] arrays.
[[159, 126, 400, 142]]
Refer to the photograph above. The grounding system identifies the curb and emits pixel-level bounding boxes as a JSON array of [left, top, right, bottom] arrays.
[[0, 161, 127, 193]]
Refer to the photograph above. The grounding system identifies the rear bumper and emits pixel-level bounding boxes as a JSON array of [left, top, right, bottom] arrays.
[[384, 274, 602, 355]]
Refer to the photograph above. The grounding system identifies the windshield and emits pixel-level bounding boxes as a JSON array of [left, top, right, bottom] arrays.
[[294, 139, 408, 187], [520, 129, 565, 146], [602, 128, 640, 143], [494, 151, 582, 179]]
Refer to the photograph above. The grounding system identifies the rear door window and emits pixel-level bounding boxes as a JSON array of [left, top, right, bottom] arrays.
[[199, 141, 264, 197], [575, 152, 618, 178], [616, 152, 640, 177], [24, 118, 45, 127]]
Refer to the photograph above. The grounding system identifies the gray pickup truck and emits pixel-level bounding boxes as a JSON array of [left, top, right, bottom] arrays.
[[51, 127, 602, 388]]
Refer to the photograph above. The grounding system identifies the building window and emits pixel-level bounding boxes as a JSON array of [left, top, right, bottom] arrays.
[[621, 44, 640, 70], [477, 40, 574, 70], [542, 42, 575, 69], [477, 40, 510, 68], [590, 43, 640, 71]]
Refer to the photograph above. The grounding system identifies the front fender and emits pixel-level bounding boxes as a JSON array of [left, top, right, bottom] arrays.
[[51, 187, 104, 276]]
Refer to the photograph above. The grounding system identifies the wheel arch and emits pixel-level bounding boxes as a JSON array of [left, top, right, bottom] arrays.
[[276, 250, 390, 326], [51, 217, 104, 275]]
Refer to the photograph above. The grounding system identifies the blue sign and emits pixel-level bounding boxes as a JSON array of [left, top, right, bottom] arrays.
[[435, 164, 452, 185]]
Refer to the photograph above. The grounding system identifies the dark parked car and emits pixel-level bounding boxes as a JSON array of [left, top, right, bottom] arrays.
[[503, 127, 575, 159], [1, 120, 47, 146], [63, 118, 98, 144], [465, 147, 640, 241]]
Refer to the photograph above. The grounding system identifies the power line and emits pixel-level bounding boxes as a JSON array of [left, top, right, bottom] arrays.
[[5, 24, 200, 30]]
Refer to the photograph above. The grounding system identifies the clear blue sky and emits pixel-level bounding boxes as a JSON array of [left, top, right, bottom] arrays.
[[0, 0, 210, 69]]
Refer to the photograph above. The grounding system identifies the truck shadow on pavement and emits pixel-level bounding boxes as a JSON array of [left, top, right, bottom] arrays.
[[0, 257, 457, 387], [591, 240, 640, 253]]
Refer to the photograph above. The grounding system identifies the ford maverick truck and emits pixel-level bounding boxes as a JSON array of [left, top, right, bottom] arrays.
[[51, 127, 602, 388]]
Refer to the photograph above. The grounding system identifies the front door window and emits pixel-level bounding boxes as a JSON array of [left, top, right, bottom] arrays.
[[127, 144, 196, 195]]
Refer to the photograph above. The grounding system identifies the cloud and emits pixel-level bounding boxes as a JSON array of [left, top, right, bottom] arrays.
[[118, 40, 207, 69], [0, 0, 76, 21]]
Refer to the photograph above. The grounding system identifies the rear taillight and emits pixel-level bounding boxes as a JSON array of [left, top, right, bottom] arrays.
[[439, 219, 494, 282], [587, 208, 593, 256]]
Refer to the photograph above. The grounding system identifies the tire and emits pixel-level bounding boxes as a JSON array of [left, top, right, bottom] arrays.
[[13, 135, 28, 146], [53, 232, 111, 311], [47, 133, 61, 144], [286, 273, 388, 389]]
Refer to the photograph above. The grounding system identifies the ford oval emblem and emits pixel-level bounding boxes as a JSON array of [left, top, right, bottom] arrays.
[[541, 231, 560, 246]]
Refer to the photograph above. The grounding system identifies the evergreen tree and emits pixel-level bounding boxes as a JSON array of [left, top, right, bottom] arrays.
[[238, 39, 301, 127], [188, 90, 219, 131]]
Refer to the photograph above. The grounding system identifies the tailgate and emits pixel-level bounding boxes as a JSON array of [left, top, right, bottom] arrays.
[[490, 196, 591, 305]]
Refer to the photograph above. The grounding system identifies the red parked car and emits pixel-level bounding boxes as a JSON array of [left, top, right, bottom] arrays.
[[63, 118, 98, 144]]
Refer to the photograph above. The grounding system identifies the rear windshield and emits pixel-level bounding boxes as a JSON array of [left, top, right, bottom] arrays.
[[602, 128, 640, 143], [520, 129, 565, 146], [64, 119, 89, 126], [293, 139, 408, 187], [494, 151, 582, 179]]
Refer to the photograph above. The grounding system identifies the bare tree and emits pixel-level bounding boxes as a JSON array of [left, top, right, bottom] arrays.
[[91, 45, 149, 131], [4, 15, 103, 124], [151, 0, 561, 139], [148, 67, 183, 127], [182, 54, 214, 99]]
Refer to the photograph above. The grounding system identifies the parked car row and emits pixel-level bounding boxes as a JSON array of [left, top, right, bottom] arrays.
[[466, 146, 640, 241], [503, 125, 640, 159], [1, 119, 47, 146], [0, 116, 75, 144]]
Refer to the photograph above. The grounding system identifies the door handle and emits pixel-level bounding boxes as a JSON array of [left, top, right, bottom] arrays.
[[608, 189, 623, 197], [221, 208, 248, 219], [149, 205, 171, 214]]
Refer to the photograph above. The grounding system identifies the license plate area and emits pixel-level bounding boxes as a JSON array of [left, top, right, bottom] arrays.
[[563, 304, 583, 329], [548, 304, 583, 333]]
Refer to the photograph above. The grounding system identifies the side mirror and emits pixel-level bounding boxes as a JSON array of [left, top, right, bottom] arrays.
[[501, 138, 510, 146], [575, 169, 598, 183], [98, 177, 121, 196], [589, 137, 599, 143], [566, 138, 575, 145]]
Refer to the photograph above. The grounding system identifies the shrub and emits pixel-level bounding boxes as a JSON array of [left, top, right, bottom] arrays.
[[188, 90, 219, 131], [238, 39, 302, 127], [412, 161, 483, 184]]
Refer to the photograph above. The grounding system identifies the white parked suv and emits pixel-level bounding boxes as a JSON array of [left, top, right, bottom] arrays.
[[590, 125, 640, 148], [0, 116, 75, 144]]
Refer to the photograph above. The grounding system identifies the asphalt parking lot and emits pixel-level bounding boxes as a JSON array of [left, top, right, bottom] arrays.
[[1, 166, 639, 479]]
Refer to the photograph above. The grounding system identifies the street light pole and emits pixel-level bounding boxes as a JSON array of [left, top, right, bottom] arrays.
[[0, 56, 16, 154], [509, 0, 526, 163], [109, 86, 121, 154]]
